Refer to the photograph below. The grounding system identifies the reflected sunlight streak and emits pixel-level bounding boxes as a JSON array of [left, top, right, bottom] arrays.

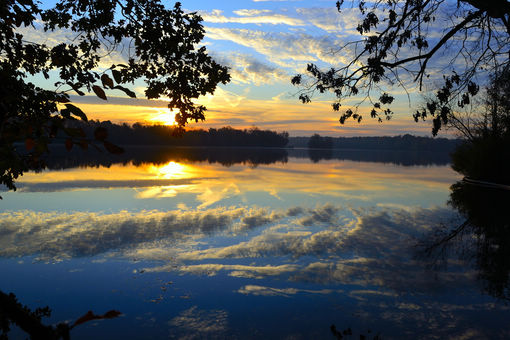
[[152, 161, 188, 179]]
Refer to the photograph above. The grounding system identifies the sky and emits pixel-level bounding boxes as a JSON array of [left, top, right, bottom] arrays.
[[29, 0, 453, 137]]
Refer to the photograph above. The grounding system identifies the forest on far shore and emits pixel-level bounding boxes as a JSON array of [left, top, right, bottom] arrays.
[[57, 120, 460, 152]]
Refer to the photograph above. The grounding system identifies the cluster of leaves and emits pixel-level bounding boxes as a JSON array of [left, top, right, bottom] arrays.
[[308, 133, 333, 149], [0, 290, 68, 340], [418, 175, 510, 302], [414, 73, 480, 136], [1, 290, 122, 340], [330, 324, 381, 340], [0, 0, 230, 195], [293, 0, 510, 134]]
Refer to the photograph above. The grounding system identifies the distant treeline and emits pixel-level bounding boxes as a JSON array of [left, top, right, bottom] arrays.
[[63, 120, 289, 147], [290, 134, 461, 152], [59, 121, 460, 152]]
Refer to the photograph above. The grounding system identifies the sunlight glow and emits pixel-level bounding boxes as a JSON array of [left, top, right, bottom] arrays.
[[151, 161, 188, 179], [147, 108, 178, 126]]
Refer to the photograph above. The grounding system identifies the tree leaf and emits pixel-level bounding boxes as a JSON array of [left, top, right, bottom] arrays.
[[113, 85, 136, 98], [64, 127, 86, 138], [111, 69, 122, 84], [64, 104, 88, 122], [92, 85, 107, 100], [101, 74, 114, 88], [56, 94, 70, 103], [67, 82, 85, 96], [65, 138, 73, 151], [104, 141, 124, 154], [71, 310, 121, 328], [78, 140, 89, 150], [25, 138, 35, 151], [60, 108, 71, 119]]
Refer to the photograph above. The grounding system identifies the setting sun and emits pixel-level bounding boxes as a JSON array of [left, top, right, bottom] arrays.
[[147, 108, 178, 126]]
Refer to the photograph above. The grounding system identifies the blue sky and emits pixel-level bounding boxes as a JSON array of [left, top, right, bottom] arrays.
[[30, 0, 451, 137]]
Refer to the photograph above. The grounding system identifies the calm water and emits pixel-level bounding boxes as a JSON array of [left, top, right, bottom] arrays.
[[1, 147, 509, 339]]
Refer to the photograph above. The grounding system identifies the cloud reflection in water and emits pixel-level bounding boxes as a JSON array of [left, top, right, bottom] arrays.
[[0, 203, 473, 297]]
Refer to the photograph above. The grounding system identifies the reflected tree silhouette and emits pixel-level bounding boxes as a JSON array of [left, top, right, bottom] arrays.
[[0, 290, 121, 340], [307, 149, 333, 163], [418, 181, 510, 301]]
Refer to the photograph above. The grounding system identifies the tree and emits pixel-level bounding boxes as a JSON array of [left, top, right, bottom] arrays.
[[447, 65, 510, 141], [292, 0, 510, 136], [308, 133, 333, 149], [0, 0, 230, 195], [449, 66, 510, 184]]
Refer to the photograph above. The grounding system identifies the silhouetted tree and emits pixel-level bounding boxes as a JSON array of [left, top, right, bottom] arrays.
[[308, 133, 333, 149], [54, 121, 289, 148], [418, 181, 510, 301], [0, 290, 121, 340], [0, 0, 230, 195], [292, 0, 510, 135], [450, 67, 510, 184]]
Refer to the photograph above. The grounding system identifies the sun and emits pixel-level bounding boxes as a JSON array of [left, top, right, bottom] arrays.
[[147, 108, 178, 126]]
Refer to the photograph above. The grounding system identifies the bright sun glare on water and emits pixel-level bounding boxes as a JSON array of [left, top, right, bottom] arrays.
[[152, 161, 187, 179]]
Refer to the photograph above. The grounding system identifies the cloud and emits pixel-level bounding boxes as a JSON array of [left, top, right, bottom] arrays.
[[297, 203, 341, 226], [0, 207, 255, 260], [147, 263, 299, 279], [295, 7, 361, 34], [212, 52, 289, 85], [169, 306, 228, 339], [233, 9, 272, 16], [237, 284, 338, 297], [241, 208, 283, 229], [15, 178, 197, 193], [201, 10, 305, 26], [1, 203, 475, 296], [205, 27, 345, 69]]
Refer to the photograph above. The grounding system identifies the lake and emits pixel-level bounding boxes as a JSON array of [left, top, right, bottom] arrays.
[[1, 147, 509, 339]]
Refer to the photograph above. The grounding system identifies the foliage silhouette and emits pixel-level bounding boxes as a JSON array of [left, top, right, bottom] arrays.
[[450, 66, 510, 184], [418, 181, 510, 301], [330, 324, 381, 340], [0, 0, 230, 195], [418, 74, 510, 298], [0, 290, 121, 339], [308, 133, 333, 149], [418, 113, 510, 302], [293, 0, 510, 135], [290, 134, 460, 152], [60, 121, 289, 148], [39, 145, 290, 171]]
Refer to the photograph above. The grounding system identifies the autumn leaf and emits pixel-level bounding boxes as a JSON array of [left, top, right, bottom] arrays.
[[65, 138, 73, 151], [64, 104, 88, 121], [111, 69, 122, 84], [64, 127, 86, 138], [25, 138, 35, 151], [113, 85, 136, 98], [92, 85, 107, 100], [67, 82, 85, 96], [101, 74, 114, 88], [79, 140, 88, 150], [71, 310, 122, 328], [55, 94, 70, 103], [104, 141, 124, 154]]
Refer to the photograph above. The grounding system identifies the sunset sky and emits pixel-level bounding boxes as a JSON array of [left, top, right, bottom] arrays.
[[31, 0, 450, 137]]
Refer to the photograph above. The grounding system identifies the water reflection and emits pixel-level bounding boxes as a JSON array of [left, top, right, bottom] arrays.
[[2, 151, 509, 339], [38, 145, 451, 171], [419, 181, 510, 301]]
